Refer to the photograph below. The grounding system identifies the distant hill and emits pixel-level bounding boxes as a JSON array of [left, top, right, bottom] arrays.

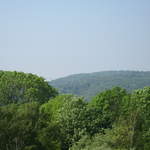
[[49, 71, 150, 100]]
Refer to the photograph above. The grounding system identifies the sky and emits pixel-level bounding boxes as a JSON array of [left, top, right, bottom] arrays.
[[0, 0, 150, 80]]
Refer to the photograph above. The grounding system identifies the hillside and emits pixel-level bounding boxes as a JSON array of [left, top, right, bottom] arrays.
[[50, 71, 150, 100]]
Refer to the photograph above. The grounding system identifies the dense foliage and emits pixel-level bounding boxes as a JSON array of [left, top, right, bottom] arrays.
[[0, 71, 58, 105], [0, 71, 149, 150], [50, 71, 150, 100]]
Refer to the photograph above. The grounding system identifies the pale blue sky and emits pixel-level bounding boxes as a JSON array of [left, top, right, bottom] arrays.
[[0, 0, 150, 79]]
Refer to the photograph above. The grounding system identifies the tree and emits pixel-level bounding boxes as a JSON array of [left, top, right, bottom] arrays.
[[126, 87, 150, 150], [37, 98, 63, 150], [0, 101, 62, 150], [0, 102, 41, 150], [0, 71, 58, 105], [40, 95, 87, 150], [86, 87, 127, 135]]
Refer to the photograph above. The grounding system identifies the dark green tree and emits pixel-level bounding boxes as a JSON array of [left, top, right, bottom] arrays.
[[0, 102, 41, 150]]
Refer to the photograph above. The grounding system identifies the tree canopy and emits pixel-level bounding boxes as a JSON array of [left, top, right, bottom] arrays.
[[0, 71, 149, 150], [0, 71, 58, 105]]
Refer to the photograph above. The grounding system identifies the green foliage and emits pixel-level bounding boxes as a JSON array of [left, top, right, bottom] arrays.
[[70, 87, 150, 150], [50, 71, 150, 100], [0, 71, 149, 150], [0, 102, 62, 150], [40, 95, 87, 150], [85, 87, 127, 135], [57, 96, 87, 149], [0, 102, 41, 150], [0, 71, 58, 105], [40, 94, 74, 121], [126, 87, 150, 150], [37, 98, 64, 150], [70, 133, 135, 150]]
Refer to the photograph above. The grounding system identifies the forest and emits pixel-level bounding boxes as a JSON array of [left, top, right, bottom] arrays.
[[50, 71, 150, 100], [0, 71, 149, 150]]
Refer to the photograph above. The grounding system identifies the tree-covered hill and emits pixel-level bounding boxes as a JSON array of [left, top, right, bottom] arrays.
[[50, 71, 150, 100]]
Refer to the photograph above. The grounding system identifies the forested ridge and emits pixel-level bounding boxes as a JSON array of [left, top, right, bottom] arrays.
[[50, 71, 150, 100], [0, 71, 150, 150]]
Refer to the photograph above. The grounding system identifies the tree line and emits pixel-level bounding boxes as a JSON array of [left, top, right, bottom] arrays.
[[0, 71, 149, 150], [50, 71, 150, 100]]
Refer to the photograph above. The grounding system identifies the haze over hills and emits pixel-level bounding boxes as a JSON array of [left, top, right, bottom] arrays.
[[50, 71, 150, 100]]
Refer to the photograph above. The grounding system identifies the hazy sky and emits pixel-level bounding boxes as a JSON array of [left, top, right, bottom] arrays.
[[0, 0, 150, 79]]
